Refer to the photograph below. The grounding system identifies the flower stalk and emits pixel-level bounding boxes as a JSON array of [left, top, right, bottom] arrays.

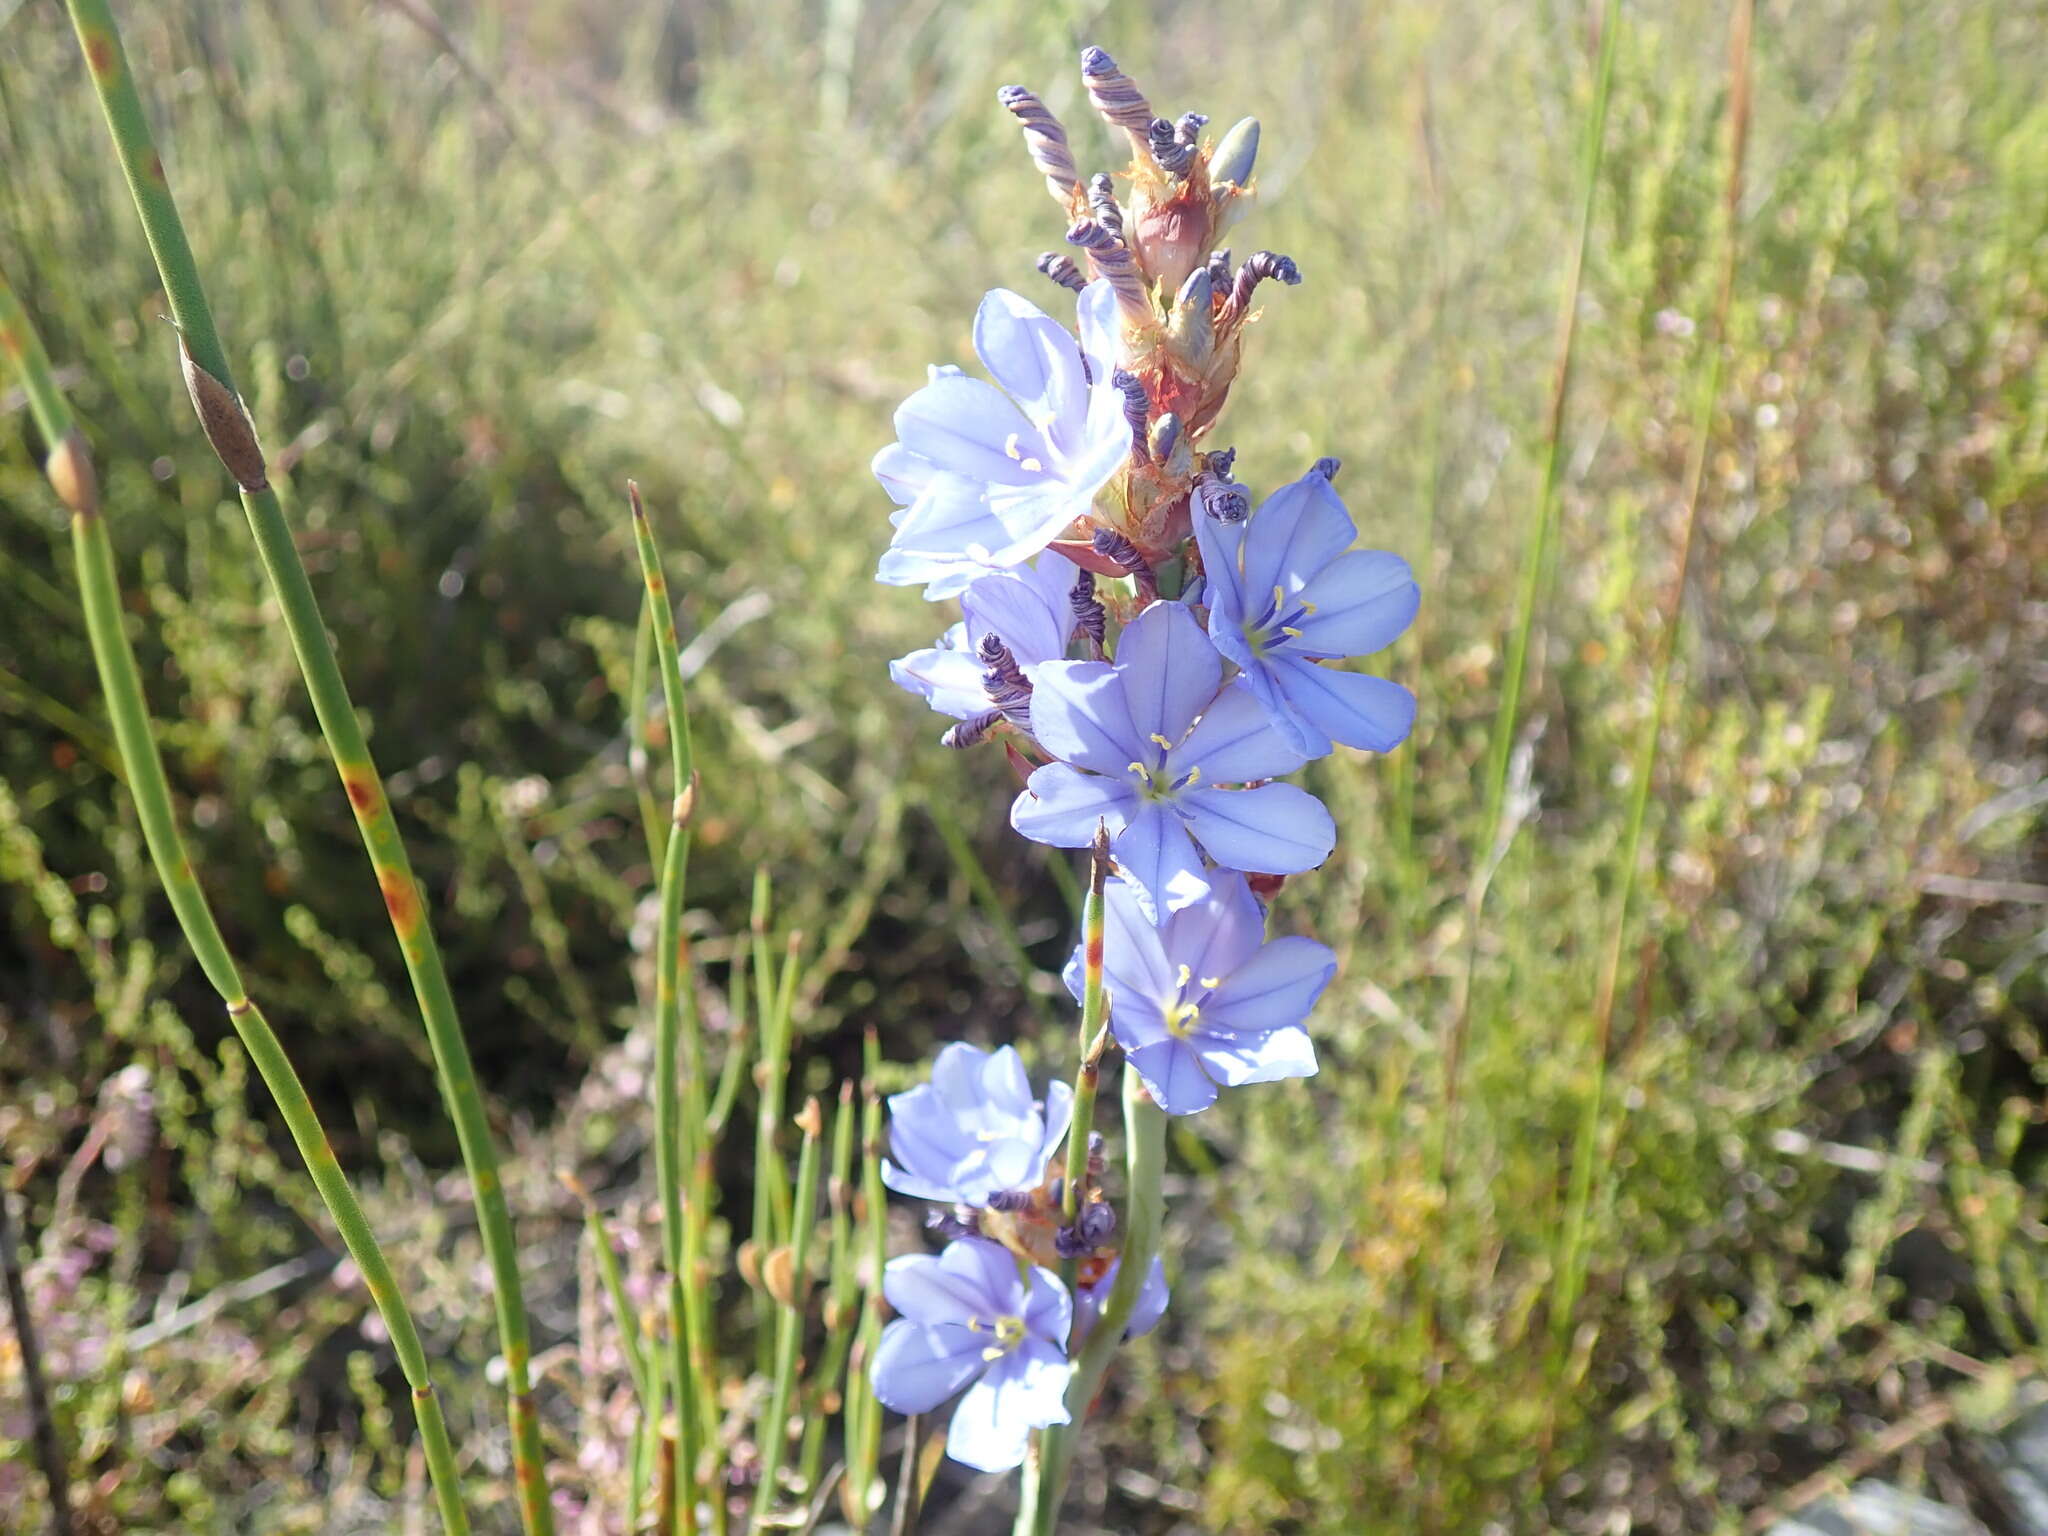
[[0, 267, 471, 1535]]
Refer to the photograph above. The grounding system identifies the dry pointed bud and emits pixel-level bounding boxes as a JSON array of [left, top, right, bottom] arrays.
[[795, 1095, 824, 1140], [179, 339, 267, 492], [823, 1295, 844, 1330], [45, 428, 99, 518], [1065, 219, 1155, 330], [1167, 267, 1215, 366], [1035, 252, 1085, 293], [1148, 411, 1183, 466], [763, 1243, 798, 1307], [1209, 116, 1260, 187], [737, 1238, 762, 1290], [673, 771, 698, 828]]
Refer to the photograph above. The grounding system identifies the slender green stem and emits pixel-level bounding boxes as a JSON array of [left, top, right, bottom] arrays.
[[752, 1098, 824, 1530], [1442, 0, 1621, 1185], [798, 1083, 860, 1497], [1022, 1072, 1169, 1536], [630, 483, 702, 1533], [842, 1037, 888, 1529], [61, 9, 552, 1527], [1057, 830, 1113, 1295], [1553, 0, 1753, 1355], [1, 269, 470, 1536]]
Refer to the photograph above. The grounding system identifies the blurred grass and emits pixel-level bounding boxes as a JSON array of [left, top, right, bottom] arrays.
[[1, 0, 2044, 1531]]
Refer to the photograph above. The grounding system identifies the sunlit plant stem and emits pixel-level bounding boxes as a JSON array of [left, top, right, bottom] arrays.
[[57, 4, 551, 1525]]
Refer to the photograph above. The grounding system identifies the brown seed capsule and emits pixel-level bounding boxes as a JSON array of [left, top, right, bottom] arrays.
[[737, 1238, 762, 1290], [45, 428, 99, 518], [763, 1244, 798, 1308], [179, 340, 267, 492]]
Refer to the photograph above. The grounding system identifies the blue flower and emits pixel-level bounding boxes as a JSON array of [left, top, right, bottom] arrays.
[[1075, 1255, 1170, 1343], [888, 553, 1078, 728], [871, 1236, 1073, 1472], [876, 283, 1129, 598], [1076, 873, 1334, 1115], [881, 1043, 1075, 1207], [1196, 467, 1419, 758], [1010, 599, 1335, 917]]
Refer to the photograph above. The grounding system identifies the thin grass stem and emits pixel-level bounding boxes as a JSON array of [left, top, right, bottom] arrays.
[[59, 8, 550, 1524], [752, 1097, 824, 1529], [1553, 0, 1754, 1357]]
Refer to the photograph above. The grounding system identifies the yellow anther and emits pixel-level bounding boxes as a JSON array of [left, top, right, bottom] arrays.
[[1183, 766, 1202, 787], [1004, 432, 1026, 461], [1300, 599, 1318, 615], [1149, 733, 1174, 750], [1271, 584, 1287, 611], [1175, 963, 1193, 989], [1020, 456, 1043, 473], [1282, 625, 1304, 638], [1200, 976, 1222, 990]]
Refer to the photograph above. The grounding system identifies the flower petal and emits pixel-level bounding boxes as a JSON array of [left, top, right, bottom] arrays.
[[873, 442, 937, 507], [1240, 471, 1359, 602], [871, 1321, 988, 1415], [962, 567, 1069, 669], [1113, 803, 1210, 920], [1161, 873, 1268, 986], [1022, 1266, 1073, 1349], [893, 374, 1044, 488], [1179, 783, 1335, 876], [1115, 601, 1223, 750], [1203, 935, 1337, 1034], [888, 640, 988, 720], [973, 288, 1088, 429], [1198, 1024, 1318, 1087], [945, 1346, 1070, 1472], [1126, 1039, 1219, 1116], [1170, 678, 1312, 783], [1077, 1256, 1170, 1342], [1100, 876, 1179, 1017], [1027, 661, 1142, 774], [883, 1242, 1007, 1327], [1270, 659, 1417, 754], [1292, 549, 1419, 659], [1011, 763, 1135, 849]]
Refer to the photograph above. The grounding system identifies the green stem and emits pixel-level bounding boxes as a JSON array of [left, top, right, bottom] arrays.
[[58, 8, 551, 1526], [1553, 0, 1752, 1355], [842, 1037, 888, 1528], [1, 269, 470, 1536], [630, 484, 702, 1533], [1443, 0, 1621, 1186], [798, 1083, 860, 1497], [1022, 1073, 1168, 1536], [752, 1099, 824, 1530]]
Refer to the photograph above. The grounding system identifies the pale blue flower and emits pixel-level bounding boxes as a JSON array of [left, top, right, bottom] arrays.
[[1010, 600, 1335, 917], [1196, 467, 1419, 758], [881, 1043, 1074, 1207], [888, 553, 1078, 727], [876, 283, 1128, 598], [871, 1237, 1073, 1472]]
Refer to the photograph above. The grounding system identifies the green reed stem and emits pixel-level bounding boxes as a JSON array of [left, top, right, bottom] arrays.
[[1442, 0, 1621, 1184], [60, 8, 553, 1526], [1022, 1071, 1168, 1536], [1, 269, 470, 1536], [752, 1097, 824, 1530], [842, 1038, 887, 1529], [629, 482, 704, 1533], [797, 1083, 862, 1497], [1553, 0, 1753, 1357]]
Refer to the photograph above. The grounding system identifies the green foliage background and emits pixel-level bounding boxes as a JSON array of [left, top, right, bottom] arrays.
[[1, 0, 2044, 1530]]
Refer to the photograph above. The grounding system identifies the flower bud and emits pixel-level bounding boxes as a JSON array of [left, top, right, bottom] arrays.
[[1208, 116, 1260, 187], [1167, 267, 1215, 367], [45, 428, 98, 519]]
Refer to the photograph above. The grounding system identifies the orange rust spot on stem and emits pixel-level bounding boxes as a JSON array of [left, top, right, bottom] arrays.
[[342, 773, 378, 815], [0, 328, 21, 359], [146, 152, 165, 183], [82, 33, 117, 78], [378, 868, 420, 935]]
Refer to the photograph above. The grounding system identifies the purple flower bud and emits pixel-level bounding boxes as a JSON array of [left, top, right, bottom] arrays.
[[1080, 45, 1154, 143], [998, 85, 1083, 205], [1087, 172, 1124, 239], [1148, 117, 1196, 177], [1066, 219, 1154, 329], [1111, 368, 1151, 461], [1229, 251, 1302, 315], [941, 709, 1004, 750], [1069, 569, 1106, 656], [1206, 248, 1233, 290], [1035, 251, 1086, 293], [1311, 456, 1342, 482]]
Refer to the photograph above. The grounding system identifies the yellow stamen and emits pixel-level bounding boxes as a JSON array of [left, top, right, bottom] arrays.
[[1149, 732, 1174, 750], [1175, 963, 1192, 989]]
